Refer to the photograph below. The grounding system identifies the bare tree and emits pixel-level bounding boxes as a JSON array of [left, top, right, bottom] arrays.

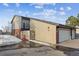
[[1, 21, 12, 34]]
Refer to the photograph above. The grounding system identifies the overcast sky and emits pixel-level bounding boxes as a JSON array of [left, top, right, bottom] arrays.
[[0, 3, 78, 29]]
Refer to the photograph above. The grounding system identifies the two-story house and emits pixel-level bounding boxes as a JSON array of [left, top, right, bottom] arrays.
[[11, 15, 76, 46]]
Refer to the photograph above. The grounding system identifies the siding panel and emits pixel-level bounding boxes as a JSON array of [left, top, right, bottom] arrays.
[[30, 19, 57, 44]]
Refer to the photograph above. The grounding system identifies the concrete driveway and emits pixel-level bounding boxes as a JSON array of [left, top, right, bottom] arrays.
[[57, 39, 79, 49]]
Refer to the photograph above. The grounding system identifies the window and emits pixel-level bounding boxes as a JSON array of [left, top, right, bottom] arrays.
[[23, 23, 25, 29], [21, 17, 30, 30]]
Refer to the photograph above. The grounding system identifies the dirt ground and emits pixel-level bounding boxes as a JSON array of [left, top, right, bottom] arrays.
[[0, 46, 66, 56], [0, 45, 79, 56]]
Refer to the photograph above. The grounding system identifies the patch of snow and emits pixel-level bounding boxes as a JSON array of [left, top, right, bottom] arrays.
[[0, 35, 22, 46]]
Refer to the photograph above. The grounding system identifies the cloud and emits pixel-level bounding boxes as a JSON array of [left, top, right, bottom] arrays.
[[33, 9, 57, 17], [32, 8, 67, 24], [67, 6, 72, 11], [30, 3, 57, 9], [23, 11, 29, 16], [5, 9, 29, 16], [60, 7, 64, 11], [43, 9, 57, 16], [29, 3, 45, 6], [16, 3, 20, 7], [3, 3, 9, 7], [52, 3, 56, 6], [32, 9, 57, 22], [3, 9, 29, 17], [32, 8, 66, 17], [29, 3, 46, 9], [59, 11, 66, 15], [17, 10, 30, 16], [34, 5, 43, 9], [18, 10, 22, 14], [24, 11, 28, 14]]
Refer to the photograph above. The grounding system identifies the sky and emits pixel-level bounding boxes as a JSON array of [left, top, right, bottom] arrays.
[[0, 3, 79, 29]]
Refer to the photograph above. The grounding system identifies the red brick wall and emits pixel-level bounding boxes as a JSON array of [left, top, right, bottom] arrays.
[[12, 29, 21, 39]]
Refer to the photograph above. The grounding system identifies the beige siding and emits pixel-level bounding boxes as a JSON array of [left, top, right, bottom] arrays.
[[76, 29, 79, 33], [12, 16, 21, 29], [76, 29, 79, 38], [30, 19, 57, 44]]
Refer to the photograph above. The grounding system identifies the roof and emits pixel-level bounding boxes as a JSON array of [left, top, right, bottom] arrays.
[[11, 15, 76, 29], [11, 15, 60, 25], [11, 15, 20, 23]]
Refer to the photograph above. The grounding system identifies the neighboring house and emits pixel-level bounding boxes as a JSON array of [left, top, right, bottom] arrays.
[[0, 30, 2, 34], [66, 19, 79, 39], [75, 26, 79, 38], [11, 15, 76, 46]]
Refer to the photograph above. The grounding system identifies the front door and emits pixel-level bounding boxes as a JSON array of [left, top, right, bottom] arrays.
[[30, 30, 35, 40]]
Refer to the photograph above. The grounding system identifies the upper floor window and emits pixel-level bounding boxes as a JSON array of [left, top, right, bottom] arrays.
[[23, 23, 25, 29], [21, 17, 30, 30], [22, 21, 30, 30]]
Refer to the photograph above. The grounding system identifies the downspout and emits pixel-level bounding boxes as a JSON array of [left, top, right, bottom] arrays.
[[56, 26, 59, 43], [71, 29, 72, 40], [75, 29, 76, 39]]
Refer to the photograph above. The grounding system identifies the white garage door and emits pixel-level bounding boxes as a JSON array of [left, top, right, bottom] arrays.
[[59, 29, 71, 42]]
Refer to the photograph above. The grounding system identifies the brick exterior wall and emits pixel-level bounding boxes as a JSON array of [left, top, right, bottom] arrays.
[[12, 29, 21, 39]]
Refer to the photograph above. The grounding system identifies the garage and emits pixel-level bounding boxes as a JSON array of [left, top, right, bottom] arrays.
[[72, 30, 75, 39], [58, 28, 71, 42]]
